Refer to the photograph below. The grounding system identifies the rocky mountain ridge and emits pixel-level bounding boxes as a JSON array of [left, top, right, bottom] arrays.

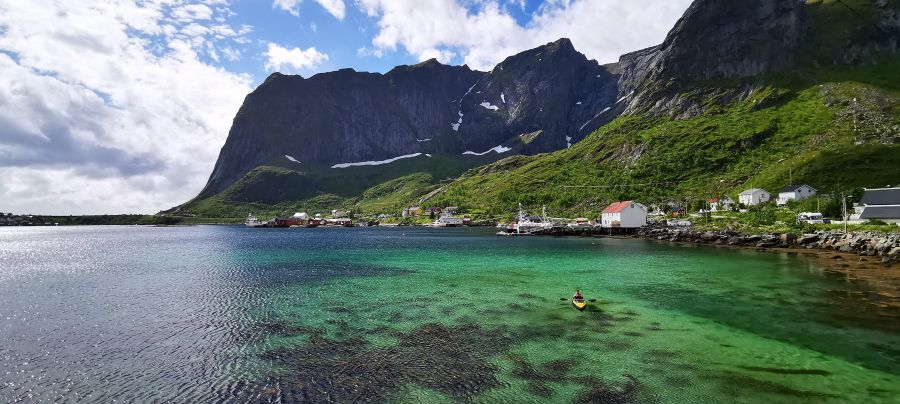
[[196, 38, 629, 200], [180, 0, 900, 215]]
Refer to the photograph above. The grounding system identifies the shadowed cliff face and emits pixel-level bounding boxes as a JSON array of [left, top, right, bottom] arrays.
[[451, 39, 621, 154], [652, 0, 805, 83], [197, 38, 622, 199], [198, 63, 484, 198]]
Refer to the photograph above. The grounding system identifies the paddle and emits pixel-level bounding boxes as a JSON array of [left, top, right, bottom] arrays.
[[560, 298, 597, 302]]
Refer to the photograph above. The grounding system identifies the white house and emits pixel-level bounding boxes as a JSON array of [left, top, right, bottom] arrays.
[[709, 197, 735, 212], [739, 188, 771, 206], [857, 187, 900, 224], [776, 184, 817, 206], [601, 201, 647, 228]]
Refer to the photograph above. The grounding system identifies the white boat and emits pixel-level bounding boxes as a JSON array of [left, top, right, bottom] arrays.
[[567, 218, 593, 228], [245, 214, 265, 228], [497, 204, 554, 235], [429, 213, 464, 227]]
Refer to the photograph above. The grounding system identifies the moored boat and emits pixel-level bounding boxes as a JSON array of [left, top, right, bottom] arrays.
[[496, 204, 555, 235], [245, 214, 265, 228], [428, 212, 464, 227]]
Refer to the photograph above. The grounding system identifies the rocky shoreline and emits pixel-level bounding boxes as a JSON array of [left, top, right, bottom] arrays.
[[634, 227, 900, 264], [534, 226, 900, 266]]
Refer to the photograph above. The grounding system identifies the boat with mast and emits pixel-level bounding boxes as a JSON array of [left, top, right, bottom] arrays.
[[245, 214, 266, 228], [497, 204, 554, 236]]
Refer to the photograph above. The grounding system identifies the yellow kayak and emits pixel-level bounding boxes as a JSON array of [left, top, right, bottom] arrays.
[[572, 297, 587, 311]]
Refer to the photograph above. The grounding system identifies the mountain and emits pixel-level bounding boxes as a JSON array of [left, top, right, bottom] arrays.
[[177, 38, 630, 215], [172, 0, 900, 218], [416, 0, 900, 218]]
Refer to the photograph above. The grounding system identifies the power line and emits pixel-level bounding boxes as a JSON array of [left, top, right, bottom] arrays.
[[560, 179, 697, 189]]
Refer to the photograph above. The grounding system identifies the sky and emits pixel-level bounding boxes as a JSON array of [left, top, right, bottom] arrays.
[[0, 0, 692, 215]]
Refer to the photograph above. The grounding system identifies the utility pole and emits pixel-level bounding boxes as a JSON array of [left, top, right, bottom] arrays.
[[842, 192, 848, 233], [705, 198, 709, 226]]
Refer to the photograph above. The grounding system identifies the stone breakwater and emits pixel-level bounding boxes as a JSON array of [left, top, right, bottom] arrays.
[[634, 227, 900, 264], [531, 226, 900, 264]]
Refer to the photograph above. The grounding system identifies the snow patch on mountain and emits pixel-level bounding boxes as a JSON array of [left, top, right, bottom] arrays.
[[451, 111, 464, 131], [579, 107, 612, 132], [462, 145, 511, 156], [331, 153, 422, 168], [617, 91, 635, 104], [480, 102, 499, 111]]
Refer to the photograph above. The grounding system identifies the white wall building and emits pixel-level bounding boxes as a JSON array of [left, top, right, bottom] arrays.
[[858, 187, 900, 224], [776, 184, 817, 206], [709, 197, 735, 212], [739, 188, 771, 206], [601, 201, 647, 228]]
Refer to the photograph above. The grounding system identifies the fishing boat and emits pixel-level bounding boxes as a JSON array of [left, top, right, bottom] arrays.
[[496, 204, 554, 236], [572, 297, 587, 311], [428, 212, 464, 227], [245, 214, 265, 228]]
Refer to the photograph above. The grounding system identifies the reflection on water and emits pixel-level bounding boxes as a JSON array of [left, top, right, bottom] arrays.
[[0, 226, 898, 402]]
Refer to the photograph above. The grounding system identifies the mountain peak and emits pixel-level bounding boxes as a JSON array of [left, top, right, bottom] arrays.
[[415, 58, 442, 68], [545, 38, 575, 52]]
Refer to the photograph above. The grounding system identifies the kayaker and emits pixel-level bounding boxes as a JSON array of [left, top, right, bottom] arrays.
[[573, 289, 583, 300]]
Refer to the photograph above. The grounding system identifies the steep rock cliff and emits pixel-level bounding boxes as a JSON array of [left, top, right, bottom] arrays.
[[196, 39, 622, 200]]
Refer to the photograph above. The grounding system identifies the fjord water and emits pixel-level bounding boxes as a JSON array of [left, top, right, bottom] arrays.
[[1, 227, 898, 402]]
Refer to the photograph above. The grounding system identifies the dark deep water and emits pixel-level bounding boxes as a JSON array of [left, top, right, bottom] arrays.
[[1, 226, 898, 402]]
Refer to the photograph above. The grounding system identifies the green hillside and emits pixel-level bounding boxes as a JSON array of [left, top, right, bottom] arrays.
[[172, 152, 502, 218], [415, 63, 900, 219]]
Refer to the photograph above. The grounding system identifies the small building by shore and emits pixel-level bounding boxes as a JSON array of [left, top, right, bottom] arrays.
[[858, 187, 900, 224], [777, 184, 817, 206], [601, 201, 647, 228], [739, 188, 771, 206]]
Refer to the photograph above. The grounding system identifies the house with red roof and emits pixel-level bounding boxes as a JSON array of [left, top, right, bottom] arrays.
[[601, 201, 648, 228]]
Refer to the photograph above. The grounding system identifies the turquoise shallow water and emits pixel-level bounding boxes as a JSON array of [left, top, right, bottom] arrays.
[[0, 226, 898, 402]]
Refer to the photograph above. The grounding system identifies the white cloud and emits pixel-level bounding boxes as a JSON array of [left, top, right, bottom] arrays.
[[0, 0, 252, 214], [172, 4, 214, 22], [273, 0, 302, 16], [221, 46, 241, 61], [264, 42, 329, 72], [274, 0, 345, 19], [315, 0, 346, 19], [357, 0, 693, 70]]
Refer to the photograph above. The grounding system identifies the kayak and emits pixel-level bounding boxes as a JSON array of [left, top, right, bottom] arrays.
[[572, 297, 587, 311]]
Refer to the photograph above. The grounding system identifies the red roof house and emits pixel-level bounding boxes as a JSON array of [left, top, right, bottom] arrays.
[[601, 201, 647, 228]]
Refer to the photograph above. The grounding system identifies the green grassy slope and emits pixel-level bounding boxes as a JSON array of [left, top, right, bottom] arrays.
[[174, 152, 503, 218], [417, 63, 900, 219]]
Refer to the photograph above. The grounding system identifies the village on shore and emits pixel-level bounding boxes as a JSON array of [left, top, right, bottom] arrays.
[[244, 185, 900, 235]]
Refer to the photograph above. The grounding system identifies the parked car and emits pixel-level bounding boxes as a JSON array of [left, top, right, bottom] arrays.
[[796, 212, 828, 225]]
